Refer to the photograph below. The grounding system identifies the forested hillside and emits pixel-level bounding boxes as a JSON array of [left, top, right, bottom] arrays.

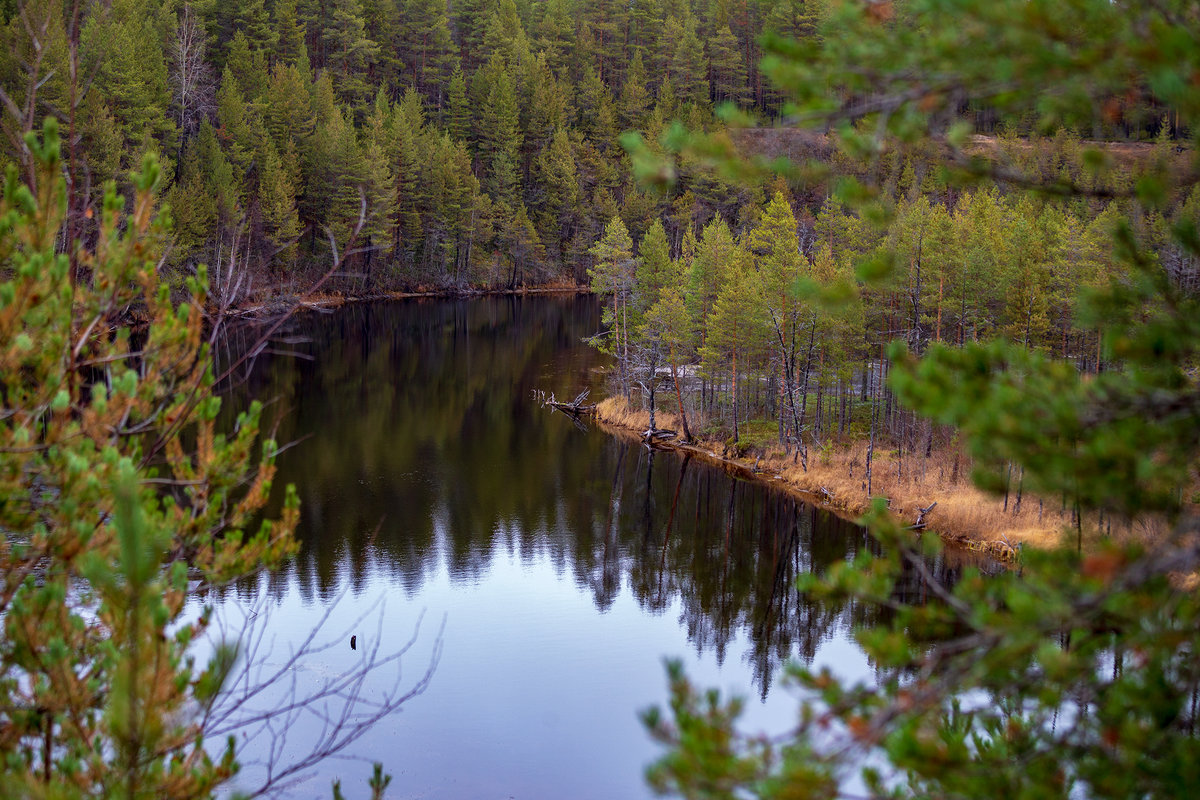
[[0, 0, 1185, 305]]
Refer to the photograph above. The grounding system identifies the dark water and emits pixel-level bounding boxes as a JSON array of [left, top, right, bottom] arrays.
[[203, 296, 970, 799]]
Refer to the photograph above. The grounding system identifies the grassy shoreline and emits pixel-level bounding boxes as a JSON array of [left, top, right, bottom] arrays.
[[223, 283, 588, 317], [593, 397, 1165, 560]]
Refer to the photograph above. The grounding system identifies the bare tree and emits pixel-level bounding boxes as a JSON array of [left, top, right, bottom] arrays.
[[169, 4, 215, 155], [196, 588, 443, 798]]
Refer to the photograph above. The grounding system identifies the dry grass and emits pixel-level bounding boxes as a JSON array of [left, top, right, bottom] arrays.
[[595, 396, 680, 434], [596, 398, 1175, 558]]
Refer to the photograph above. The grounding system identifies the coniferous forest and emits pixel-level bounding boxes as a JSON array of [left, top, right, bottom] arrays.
[[3, 2, 1194, 527], [2, 1, 1200, 798], [0, 0, 1188, 302]]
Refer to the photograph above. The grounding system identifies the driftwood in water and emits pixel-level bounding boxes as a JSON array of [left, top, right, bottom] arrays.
[[911, 501, 938, 531], [534, 389, 597, 431], [642, 427, 676, 443]]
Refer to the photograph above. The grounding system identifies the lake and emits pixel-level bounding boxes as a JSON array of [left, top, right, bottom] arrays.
[[205, 295, 967, 799]]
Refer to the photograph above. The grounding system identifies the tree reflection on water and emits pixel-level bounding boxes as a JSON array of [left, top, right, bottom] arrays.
[[216, 295, 991, 696]]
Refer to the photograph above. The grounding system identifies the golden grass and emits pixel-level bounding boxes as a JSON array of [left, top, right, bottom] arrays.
[[595, 397, 1175, 558], [595, 396, 680, 434]]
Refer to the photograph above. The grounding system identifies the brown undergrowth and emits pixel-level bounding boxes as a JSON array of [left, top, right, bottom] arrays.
[[595, 397, 1167, 560]]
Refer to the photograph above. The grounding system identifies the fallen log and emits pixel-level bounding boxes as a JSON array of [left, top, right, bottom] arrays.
[[911, 501, 938, 531], [534, 388, 597, 416]]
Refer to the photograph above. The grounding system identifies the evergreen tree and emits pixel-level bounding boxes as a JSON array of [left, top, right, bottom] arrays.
[[215, 67, 256, 174], [273, 0, 309, 66], [530, 126, 580, 260], [226, 31, 269, 101], [0, 120, 297, 799], [669, 13, 709, 108], [401, 0, 459, 108], [707, 24, 746, 105], [699, 244, 762, 444], [258, 137, 303, 267], [635, 218, 675, 311], [323, 0, 380, 112], [619, 51, 652, 132], [642, 3, 1200, 799], [445, 65, 471, 143], [82, 0, 177, 173], [589, 215, 639, 396], [533, 0, 574, 74], [477, 61, 523, 206]]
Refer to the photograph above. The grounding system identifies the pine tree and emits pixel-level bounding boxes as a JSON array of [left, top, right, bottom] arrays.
[[589, 215, 639, 396], [619, 51, 652, 132], [505, 203, 545, 287], [576, 66, 619, 148], [521, 52, 568, 164], [167, 143, 219, 266], [643, 285, 695, 440], [401, 0, 460, 109], [477, 61, 523, 206], [643, 3, 1200, 798], [215, 67, 256, 174], [360, 90, 399, 277], [699, 244, 762, 444], [309, 99, 367, 248], [445, 65, 471, 143], [669, 12, 710, 108], [390, 88, 428, 263], [265, 61, 316, 151], [0, 120, 297, 799], [258, 137, 303, 267], [226, 31, 269, 101], [707, 24, 746, 105], [273, 0, 309, 66], [687, 217, 737, 343], [626, 0, 663, 64], [217, 0, 276, 58], [530, 126, 580, 261], [749, 191, 810, 453], [82, 0, 178, 172], [533, 0, 574, 74], [635, 218, 675, 310], [323, 0, 381, 112], [482, 0, 527, 64]]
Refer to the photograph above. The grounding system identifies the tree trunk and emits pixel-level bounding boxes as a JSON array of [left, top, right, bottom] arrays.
[[668, 347, 692, 442]]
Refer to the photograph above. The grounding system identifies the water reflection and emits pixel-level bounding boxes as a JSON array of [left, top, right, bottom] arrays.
[[219, 296, 980, 694], [210, 296, 988, 797]]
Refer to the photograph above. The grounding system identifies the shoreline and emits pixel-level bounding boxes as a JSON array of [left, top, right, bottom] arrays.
[[590, 397, 1100, 562], [221, 284, 590, 318], [219, 291, 1166, 560]]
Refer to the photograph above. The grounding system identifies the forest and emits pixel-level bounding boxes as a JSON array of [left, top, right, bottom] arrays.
[[1, 0, 1199, 798], [0, 0, 1186, 303], [3, 1, 1193, 539]]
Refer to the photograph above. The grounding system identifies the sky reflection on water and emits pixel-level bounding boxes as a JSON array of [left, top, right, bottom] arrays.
[[203, 296, 970, 799]]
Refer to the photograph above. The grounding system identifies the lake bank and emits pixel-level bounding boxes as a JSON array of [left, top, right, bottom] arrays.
[[592, 396, 1115, 561], [221, 283, 589, 318], [210, 295, 893, 799]]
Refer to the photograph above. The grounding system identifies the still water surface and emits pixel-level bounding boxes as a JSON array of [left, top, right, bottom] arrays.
[[207, 296, 962, 799]]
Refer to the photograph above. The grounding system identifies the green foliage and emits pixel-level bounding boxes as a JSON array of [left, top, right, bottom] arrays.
[[0, 120, 297, 798], [333, 762, 392, 800], [640, 2, 1200, 799]]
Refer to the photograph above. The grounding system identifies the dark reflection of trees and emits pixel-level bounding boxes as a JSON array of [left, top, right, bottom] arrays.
[[217, 296, 994, 693]]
